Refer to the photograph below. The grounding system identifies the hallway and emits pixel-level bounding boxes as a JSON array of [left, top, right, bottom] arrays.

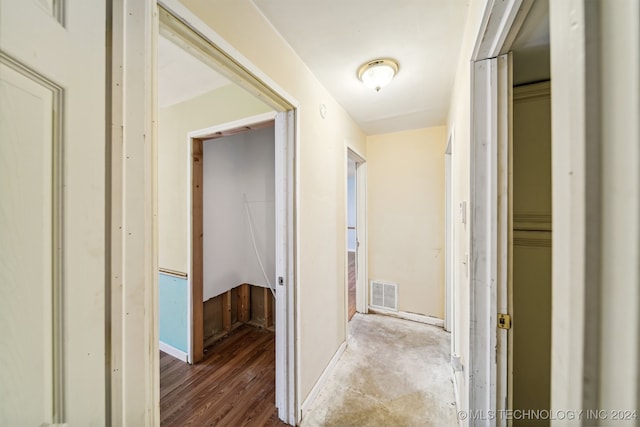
[[301, 314, 457, 427]]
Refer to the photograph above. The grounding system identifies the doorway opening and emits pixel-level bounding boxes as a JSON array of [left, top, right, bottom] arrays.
[[156, 4, 297, 425], [509, 0, 552, 420], [346, 148, 366, 326], [467, 0, 552, 420], [346, 158, 357, 321]]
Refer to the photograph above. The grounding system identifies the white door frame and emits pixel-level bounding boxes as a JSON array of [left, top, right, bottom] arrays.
[[444, 135, 453, 333], [186, 111, 277, 365], [157, 2, 300, 424], [550, 0, 640, 417], [468, 1, 530, 424], [346, 147, 367, 319], [108, 1, 158, 425]]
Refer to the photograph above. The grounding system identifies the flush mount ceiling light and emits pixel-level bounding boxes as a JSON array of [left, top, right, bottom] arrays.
[[357, 58, 399, 92]]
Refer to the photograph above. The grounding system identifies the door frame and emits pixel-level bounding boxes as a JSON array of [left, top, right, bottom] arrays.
[[187, 111, 277, 364], [444, 134, 453, 333], [157, 2, 300, 424], [346, 147, 367, 319], [468, 1, 531, 424]]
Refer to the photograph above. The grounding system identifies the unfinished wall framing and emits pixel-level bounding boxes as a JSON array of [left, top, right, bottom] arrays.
[[203, 283, 275, 349]]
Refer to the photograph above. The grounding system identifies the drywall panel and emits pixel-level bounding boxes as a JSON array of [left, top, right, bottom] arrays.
[[202, 126, 275, 299], [159, 84, 271, 273], [158, 273, 188, 352], [367, 126, 446, 318], [445, 0, 492, 414]]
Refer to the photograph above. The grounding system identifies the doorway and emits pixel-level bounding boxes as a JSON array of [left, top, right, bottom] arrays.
[[467, 0, 552, 421], [509, 1, 552, 416], [157, 5, 298, 424], [346, 148, 367, 325]]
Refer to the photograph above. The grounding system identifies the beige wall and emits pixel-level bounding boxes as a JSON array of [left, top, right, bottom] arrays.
[[179, 0, 367, 404], [550, 0, 640, 417], [159, 84, 271, 273], [512, 83, 551, 420], [367, 127, 446, 318], [446, 0, 490, 414]]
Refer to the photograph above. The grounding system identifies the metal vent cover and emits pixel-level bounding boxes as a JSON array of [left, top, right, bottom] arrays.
[[370, 280, 398, 311]]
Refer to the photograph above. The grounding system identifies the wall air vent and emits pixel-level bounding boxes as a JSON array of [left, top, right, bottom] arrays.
[[370, 280, 398, 311]]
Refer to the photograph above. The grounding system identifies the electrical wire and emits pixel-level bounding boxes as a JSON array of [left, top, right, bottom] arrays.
[[243, 194, 276, 298]]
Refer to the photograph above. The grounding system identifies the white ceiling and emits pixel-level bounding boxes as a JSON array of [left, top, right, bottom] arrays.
[[253, 0, 469, 135], [158, 35, 231, 108]]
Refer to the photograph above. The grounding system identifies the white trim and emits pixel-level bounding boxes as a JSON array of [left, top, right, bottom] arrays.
[[469, 58, 499, 425], [444, 137, 452, 333], [188, 111, 277, 139], [344, 146, 368, 333], [471, 0, 533, 61], [159, 341, 188, 363], [109, 0, 158, 425], [495, 53, 511, 421], [467, 2, 534, 423], [157, 0, 298, 109], [368, 307, 445, 328], [274, 109, 297, 424], [348, 148, 368, 316], [299, 341, 347, 421]]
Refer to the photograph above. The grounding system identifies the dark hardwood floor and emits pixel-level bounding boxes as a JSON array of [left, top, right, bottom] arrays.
[[348, 251, 356, 321], [160, 325, 288, 427]]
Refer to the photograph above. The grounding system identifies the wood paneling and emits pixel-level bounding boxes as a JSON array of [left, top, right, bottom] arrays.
[[160, 325, 287, 426], [202, 284, 275, 350], [192, 139, 204, 363], [238, 284, 250, 323], [264, 288, 273, 329], [222, 291, 232, 332]]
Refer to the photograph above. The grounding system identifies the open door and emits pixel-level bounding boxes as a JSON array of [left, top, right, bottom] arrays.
[[346, 148, 367, 320], [0, 2, 108, 424]]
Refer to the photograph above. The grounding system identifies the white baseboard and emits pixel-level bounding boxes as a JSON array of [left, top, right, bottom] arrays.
[[300, 340, 347, 421], [159, 341, 188, 363], [368, 307, 445, 328]]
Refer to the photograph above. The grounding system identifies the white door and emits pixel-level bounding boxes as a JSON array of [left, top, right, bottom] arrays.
[[0, 1, 107, 425], [469, 52, 511, 426]]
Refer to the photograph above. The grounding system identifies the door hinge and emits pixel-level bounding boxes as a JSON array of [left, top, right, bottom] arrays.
[[278, 276, 284, 286], [498, 313, 512, 330]]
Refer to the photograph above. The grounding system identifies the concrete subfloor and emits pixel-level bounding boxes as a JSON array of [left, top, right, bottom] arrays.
[[300, 313, 457, 427]]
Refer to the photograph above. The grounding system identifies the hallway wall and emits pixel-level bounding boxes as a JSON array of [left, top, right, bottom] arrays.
[[367, 127, 446, 318], [445, 0, 491, 414], [178, 0, 368, 404]]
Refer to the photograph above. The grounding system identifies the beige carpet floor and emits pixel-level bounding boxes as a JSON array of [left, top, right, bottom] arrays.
[[301, 313, 457, 427]]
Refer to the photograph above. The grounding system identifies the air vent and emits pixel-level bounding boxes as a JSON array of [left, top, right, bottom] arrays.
[[370, 280, 398, 311]]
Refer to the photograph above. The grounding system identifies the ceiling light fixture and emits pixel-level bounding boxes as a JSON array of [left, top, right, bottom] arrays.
[[357, 58, 399, 92]]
